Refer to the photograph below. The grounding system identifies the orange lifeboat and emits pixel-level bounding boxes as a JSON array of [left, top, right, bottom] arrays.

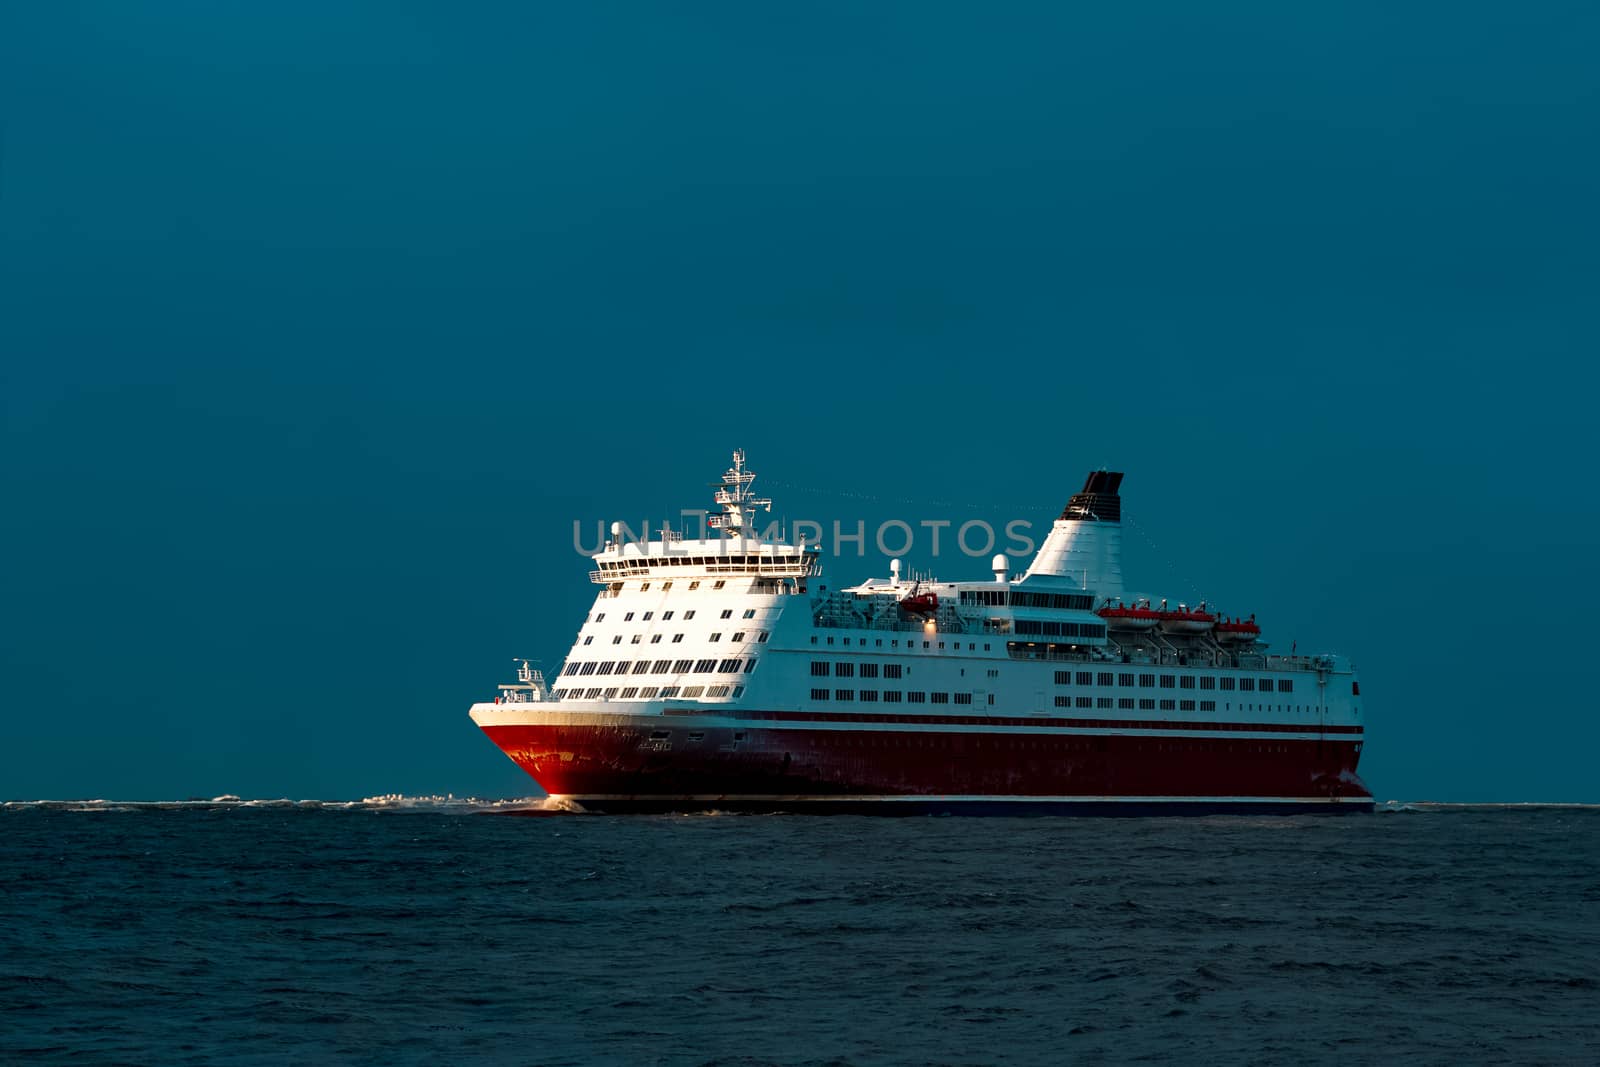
[[1214, 615, 1262, 644], [1097, 602, 1161, 630], [1158, 603, 1217, 634], [898, 583, 939, 617]]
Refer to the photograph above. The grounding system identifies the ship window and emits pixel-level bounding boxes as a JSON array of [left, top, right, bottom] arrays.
[[585, 688, 602, 698], [954, 693, 972, 705], [642, 612, 653, 621], [835, 662, 854, 678], [630, 635, 641, 644], [653, 661, 672, 674], [632, 661, 650, 675], [907, 691, 926, 703], [1179, 676, 1195, 689], [733, 686, 744, 698], [827, 637, 834, 645], [1055, 671, 1071, 685], [984, 644, 991, 651], [583, 636, 594, 645], [1278, 679, 1294, 693], [743, 609, 756, 618], [931, 693, 949, 704], [709, 633, 721, 642], [1239, 678, 1255, 691], [860, 690, 878, 703], [1200, 700, 1215, 712], [603, 688, 618, 698], [1076, 696, 1093, 708], [1159, 675, 1175, 688], [1139, 674, 1155, 687], [860, 663, 879, 679], [682, 686, 704, 697], [659, 686, 679, 697], [1259, 678, 1274, 692], [745, 659, 757, 673], [1097, 697, 1114, 709], [1098, 672, 1114, 686], [1139, 698, 1155, 710], [641, 687, 660, 698], [621, 687, 639, 698], [624, 612, 635, 621], [694, 658, 717, 673], [1055, 695, 1071, 708], [662, 582, 672, 590], [1352, 681, 1361, 696], [812, 688, 830, 701], [597, 661, 616, 674], [684, 610, 696, 620], [1221, 677, 1236, 690], [883, 691, 902, 703], [884, 664, 903, 679], [689, 581, 700, 590], [713, 581, 726, 589], [663, 611, 674, 620], [707, 685, 730, 697], [1200, 677, 1215, 690], [1179, 699, 1195, 711], [811, 636, 817, 644], [671, 634, 684, 643], [1118, 697, 1135, 709], [719, 659, 740, 673], [720, 610, 733, 619], [835, 689, 854, 701], [650, 635, 662, 644], [579, 663, 598, 676], [595, 613, 605, 622], [672, 659, 692, 672], [811, 661, 830, 676], [612, 636, 623, 644]]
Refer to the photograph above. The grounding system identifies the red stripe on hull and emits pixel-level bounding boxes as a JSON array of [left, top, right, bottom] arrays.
[[480, 722, 1371, 804]]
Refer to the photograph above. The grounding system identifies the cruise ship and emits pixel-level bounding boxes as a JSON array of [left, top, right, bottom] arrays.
[[470, 451, 1372, 814]]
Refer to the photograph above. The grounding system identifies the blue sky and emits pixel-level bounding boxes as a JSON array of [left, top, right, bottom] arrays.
[[3, 3, 1597, 800]]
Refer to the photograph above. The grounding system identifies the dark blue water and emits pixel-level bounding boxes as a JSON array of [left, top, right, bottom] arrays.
[[3, 802, 1598, 1065]]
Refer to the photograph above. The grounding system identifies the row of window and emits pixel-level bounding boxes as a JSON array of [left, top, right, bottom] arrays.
[[811, 636, 994, 651], [957, 591, 1095, 610], [596, 557, 794, 574], [567, 684, 746, 700], [584, 631, 772, 647], [1053, 696, 1219, 712], [1052, 670, 1294, 693], [808, 689, 974, 704], [562, 657, 758, 678], [810, 661, 905, 679], [1013, 620, 1106, 638]]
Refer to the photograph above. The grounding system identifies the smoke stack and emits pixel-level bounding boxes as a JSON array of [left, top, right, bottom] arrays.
[[1023, 470, 1125, 599]]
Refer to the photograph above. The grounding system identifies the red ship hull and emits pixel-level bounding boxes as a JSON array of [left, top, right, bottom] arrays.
[[479, 715, 1372, 815]]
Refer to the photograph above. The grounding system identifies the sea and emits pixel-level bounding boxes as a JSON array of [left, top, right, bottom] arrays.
[[2, 800, 1597, 1066]]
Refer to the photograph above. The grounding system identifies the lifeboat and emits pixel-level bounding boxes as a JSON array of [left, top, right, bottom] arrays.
[[1158, 603, 1217, 634], [898, 584, 939, 617], [1214, 615, 1262, 644], [1097, 602, 1161, 630]]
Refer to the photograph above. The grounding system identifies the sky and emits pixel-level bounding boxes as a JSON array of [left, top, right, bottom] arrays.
[[3, 3, 1598, 801]]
